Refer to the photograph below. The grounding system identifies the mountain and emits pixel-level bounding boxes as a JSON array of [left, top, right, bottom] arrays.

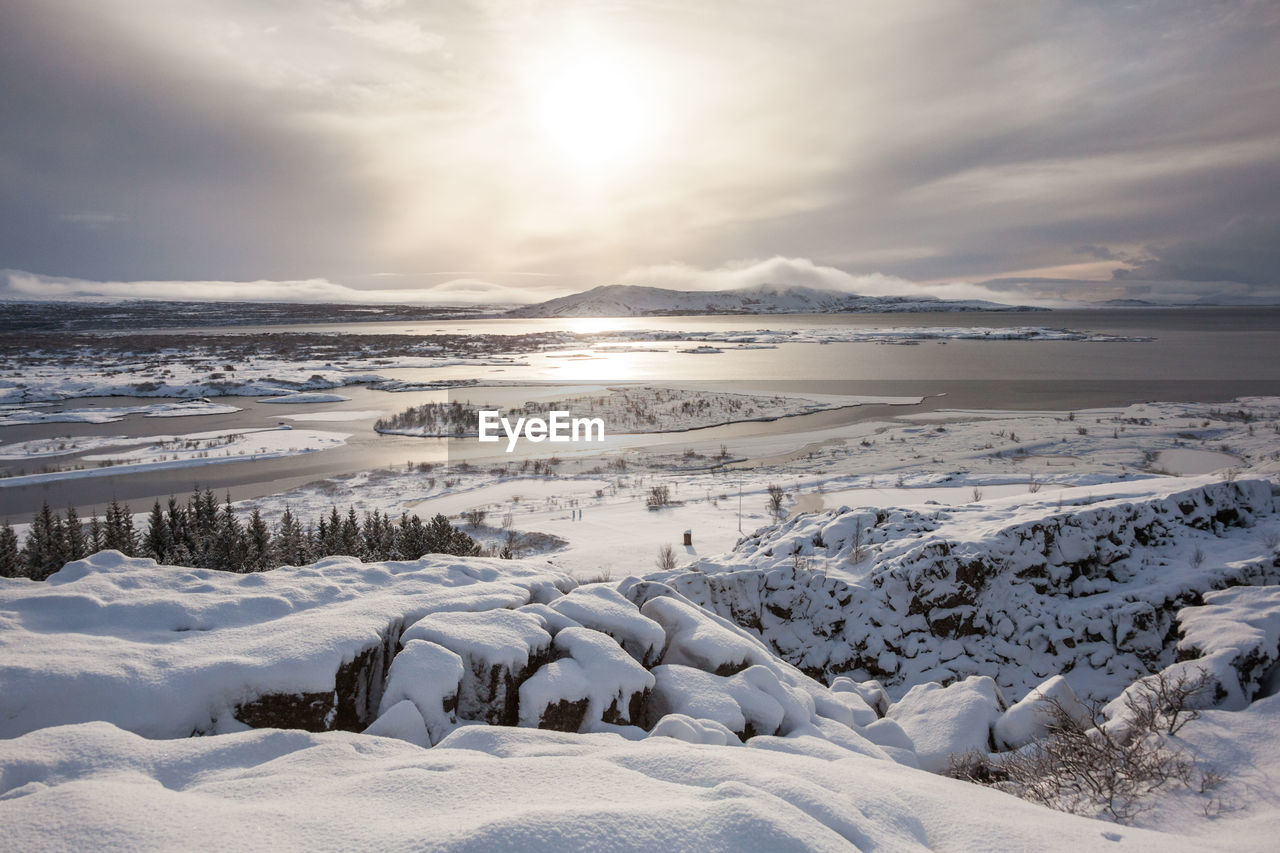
[[505, 283, 1035, 318]]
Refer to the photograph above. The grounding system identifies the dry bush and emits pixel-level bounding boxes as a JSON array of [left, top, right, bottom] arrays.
[[656, 543, 678, 572], [956, 668, 1217, 823]]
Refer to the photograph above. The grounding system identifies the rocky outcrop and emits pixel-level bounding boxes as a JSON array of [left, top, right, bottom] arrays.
[[667, 481, 1279, 701]]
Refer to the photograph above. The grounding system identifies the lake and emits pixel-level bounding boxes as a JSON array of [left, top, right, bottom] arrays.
[[2, 307, 1277, 519]]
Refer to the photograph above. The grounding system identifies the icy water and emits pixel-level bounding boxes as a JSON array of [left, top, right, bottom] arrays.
[[2, 307, 1278, 518]]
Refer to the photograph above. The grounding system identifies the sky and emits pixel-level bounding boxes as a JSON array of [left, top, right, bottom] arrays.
[[1, 0, 1279, 306]]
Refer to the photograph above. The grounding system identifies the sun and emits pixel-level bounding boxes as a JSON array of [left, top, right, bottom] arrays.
[[531, 47, 656, 175]]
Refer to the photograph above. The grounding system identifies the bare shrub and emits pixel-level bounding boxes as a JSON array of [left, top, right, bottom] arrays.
[[971, 487, 984, 503], [646, 485, 672, 508], [462, 508, 487, 529], [656, 543, 678, 572], [766, 483, 785, 517], [961, 668, 1216, 823], [1190, 544, 1205, 568]]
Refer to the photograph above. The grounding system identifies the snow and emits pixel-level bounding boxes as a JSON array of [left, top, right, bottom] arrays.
[[547, 585, 667, 666], [992, 674, 1091, 750], [402, 609, 554, 725], [373, 639, 465, 745], [517, 658, 592, 727], [0, 551, 568, 739], [542, 627, 654, 726], [0, 399, 241, 426], [672, 477, 1279, 703], [642, 594, 770, 675], [0, 427, 349, 487], [648, 713, 742, 746], [0, 720, 1207, 851], [1169, 585, 1280, 708], [887, 677, 1006, 772]]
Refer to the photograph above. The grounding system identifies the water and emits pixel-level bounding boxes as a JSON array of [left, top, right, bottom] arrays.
[[2, 308, 1277, 519]]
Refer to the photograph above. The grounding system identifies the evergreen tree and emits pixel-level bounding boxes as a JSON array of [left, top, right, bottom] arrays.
[[103, 499, 136, 556], [22, 503, 65, 580], [319, 507, 343, 556], [88, 513, 103, 554], [274, 507, 307, 566], [340, 507, 362, 558], [142, 500, 172, 563], [63, 506, 86, 562], [0, 521, 21, 578], [395, 512, 427, 559], [209, 495, 246, 572], [166, 496, 194, 562], [245, 508, 272, 572]]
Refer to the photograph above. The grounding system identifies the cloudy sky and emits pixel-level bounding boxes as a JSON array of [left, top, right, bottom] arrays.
[[2, 0, 1278, 305]]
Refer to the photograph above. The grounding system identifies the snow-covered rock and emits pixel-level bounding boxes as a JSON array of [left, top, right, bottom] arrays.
[[992, 674, 1091, 750], [374, 639, 465, 745], [0, 551, 568, 738], [648, 713, 742, 745], [547, 584, 666, 666], [888, 676, 1007, 773], [364, 699, 432, 748], [1174, 584, 1280, 708], [671, 478, 1279, 702], [403, 609, 553, 726], [641, 595, 768, 675]]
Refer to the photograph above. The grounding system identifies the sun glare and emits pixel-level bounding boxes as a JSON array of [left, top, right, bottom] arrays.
[[531, 47, 656, 175]]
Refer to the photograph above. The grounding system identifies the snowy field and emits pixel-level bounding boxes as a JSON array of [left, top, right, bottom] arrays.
[[0, 427, 349, 486], [2, 392, 1279, 850], [375, 385, 922, 437]]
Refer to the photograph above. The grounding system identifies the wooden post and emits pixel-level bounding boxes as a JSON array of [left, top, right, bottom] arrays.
[[683, 530, 692, 546]]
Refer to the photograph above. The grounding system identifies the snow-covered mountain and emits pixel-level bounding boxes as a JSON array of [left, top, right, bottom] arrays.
[[506, 283, 1036, 318]]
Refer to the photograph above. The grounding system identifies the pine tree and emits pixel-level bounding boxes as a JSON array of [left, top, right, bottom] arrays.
[[0, 521, 21, 578], [103, 499, 136, 556], [63, 506, 86, 562], [143, 500, 172, 563], [210, 495, 246, 572], [23, 503, 65, 580], [245, 508, 272, 572], [88, 513, 103, 554], [396, 512, 427, 559], [318, 507, 343, 556], [166, 495, 197, 563], [192, 488, 219, 567], [340, 507, 362, 558], [274, 507, 307, 566]]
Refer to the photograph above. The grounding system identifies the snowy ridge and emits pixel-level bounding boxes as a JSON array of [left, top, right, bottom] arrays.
[[507, 283, 1030, 317], [669, 478, 1280, 701]]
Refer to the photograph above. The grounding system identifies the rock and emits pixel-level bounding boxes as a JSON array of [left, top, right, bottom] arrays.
[[377, 639, 465, 745], [549, 585, 667, 666], [402, 609, 552, 725], [887, 676, 1006, 773], [993, 675, 1090, 750]]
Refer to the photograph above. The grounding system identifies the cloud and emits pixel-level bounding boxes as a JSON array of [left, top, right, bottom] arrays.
[[618, 257, 1057, 306], [1113, 214, 1280, 287], [0, 271, 539, 305], [1, 2, 1278, 298]]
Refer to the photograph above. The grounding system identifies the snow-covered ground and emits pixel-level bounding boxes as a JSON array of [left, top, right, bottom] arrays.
[[0, 399, 240, 425], [2, 392, 1279, 849], [0, 427, 349, 487], [376, 386, 922, 437]]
